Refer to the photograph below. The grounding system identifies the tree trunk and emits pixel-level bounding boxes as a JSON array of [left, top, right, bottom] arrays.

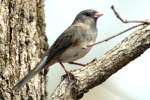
[[0, 0, 48, 99]]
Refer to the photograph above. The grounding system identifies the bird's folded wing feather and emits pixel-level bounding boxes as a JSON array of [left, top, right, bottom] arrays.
[[45, 25, 85, 61]]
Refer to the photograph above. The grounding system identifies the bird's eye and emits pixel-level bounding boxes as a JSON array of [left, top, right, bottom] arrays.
[[85, 12, 90, 16]]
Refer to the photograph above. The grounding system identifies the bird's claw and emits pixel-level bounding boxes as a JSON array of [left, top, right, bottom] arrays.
[[61, 72, 75, 82]]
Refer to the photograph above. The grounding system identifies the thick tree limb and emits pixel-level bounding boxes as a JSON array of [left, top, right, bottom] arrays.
[[51, 25, 150, 100]]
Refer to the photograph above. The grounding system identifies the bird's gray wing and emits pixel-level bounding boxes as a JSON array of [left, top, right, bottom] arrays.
[[45, 25, 83, 61]]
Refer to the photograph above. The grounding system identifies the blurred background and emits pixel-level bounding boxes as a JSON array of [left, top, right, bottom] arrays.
[[45, 0, 150, 100]]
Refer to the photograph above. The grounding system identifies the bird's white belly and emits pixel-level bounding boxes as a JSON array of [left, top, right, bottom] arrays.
[[59, 46, 91, 62]]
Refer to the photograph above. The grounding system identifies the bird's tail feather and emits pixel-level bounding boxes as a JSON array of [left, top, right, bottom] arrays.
[[13, 56, 51, 91]]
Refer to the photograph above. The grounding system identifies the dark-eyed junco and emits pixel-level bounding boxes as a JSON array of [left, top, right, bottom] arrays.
[[13, 9, 103, 91]]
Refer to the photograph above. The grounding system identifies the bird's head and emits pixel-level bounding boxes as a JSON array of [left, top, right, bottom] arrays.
[[73, 9, 103, 25]]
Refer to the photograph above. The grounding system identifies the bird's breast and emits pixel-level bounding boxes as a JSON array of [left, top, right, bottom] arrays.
[[59, 43, 92, 62], [59, 24, 97, 62]]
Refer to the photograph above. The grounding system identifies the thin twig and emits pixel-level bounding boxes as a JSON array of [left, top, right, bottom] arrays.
[[88, 23, 144, 47], [111, 5, 150, 24]]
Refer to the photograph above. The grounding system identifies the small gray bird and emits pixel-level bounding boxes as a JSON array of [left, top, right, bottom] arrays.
[[13, 9, 103, 91]]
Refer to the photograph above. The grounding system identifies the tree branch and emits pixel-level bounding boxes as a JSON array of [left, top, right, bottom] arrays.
[[51, 25, 150, 100]]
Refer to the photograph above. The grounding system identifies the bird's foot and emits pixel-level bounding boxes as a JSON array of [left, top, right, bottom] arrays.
[[62, 71, 75, 81], [69, 62, 86, 67], [90, 58, 97, 63], [85, 58, 97, 65]]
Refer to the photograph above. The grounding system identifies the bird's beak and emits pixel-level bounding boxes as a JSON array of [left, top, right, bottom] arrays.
[[94, 12, 103, 18]]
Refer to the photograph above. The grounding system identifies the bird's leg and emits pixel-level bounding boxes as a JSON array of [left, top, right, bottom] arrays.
[[69, 62, 86, 67], [59, 62, 75, 80]]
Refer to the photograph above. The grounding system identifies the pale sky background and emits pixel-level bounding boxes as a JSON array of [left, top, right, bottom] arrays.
[[45, 0, 150, 100]]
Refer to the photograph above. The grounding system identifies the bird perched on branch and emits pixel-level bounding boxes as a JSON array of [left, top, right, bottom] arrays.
[[13, 9, 103, 91]]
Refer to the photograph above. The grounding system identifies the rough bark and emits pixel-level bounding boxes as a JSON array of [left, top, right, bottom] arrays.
[[51, 25, 150, 100], [0, 0, 48, 100]]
